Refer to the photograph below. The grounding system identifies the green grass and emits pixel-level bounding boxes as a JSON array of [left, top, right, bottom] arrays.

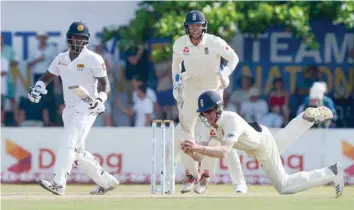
[[1, 184, 354, 210]]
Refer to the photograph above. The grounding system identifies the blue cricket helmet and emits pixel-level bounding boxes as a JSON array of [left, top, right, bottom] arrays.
[[197, 91, 223, 113], [184, 10, 208, 35]]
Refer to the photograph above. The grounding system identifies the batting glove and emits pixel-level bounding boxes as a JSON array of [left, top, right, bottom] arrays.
[[28, 81, 48, 103], [88, 92, 107, 115]]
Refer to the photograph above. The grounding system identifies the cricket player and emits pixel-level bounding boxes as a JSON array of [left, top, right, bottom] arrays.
[[172, 10, 247, 193], [181, 91, 344, 197], [28, 21, 119, 195]]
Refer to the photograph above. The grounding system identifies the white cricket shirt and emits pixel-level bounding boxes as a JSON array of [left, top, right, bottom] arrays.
[[199, 111, 262, 155], [172, 33, 239, 90], [48, 47, 107, 110], [133, 96, 153, 127], [239, 100, 269, 122]]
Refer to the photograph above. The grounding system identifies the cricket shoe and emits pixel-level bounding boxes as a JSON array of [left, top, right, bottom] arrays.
[[181, 174, 197, 194], [329, 162, 344, 198], [194, 172, 210, 194], [90, 176, 120, 195], [39, 179, 65, 196], [90, 185, 118, 195], [303, 106, 333, 123], [235, 183, 248, 193]]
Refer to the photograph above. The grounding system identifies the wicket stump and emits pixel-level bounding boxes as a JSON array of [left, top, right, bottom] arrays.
[[151, 120, 175, 194]]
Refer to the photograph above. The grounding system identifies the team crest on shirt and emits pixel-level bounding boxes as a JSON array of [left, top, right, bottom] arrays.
[[183, 47, 190, 55], [204, 47, 209, 55], [76, 64, 85, 71]]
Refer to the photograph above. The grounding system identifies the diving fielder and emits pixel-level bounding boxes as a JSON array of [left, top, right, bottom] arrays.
[[172, 10, 247, 193], [28, 21, 119, 195], [182, 91, 344, 198]]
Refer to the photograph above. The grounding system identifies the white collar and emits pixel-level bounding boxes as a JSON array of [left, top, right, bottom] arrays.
[[186, 33, 207, 46], [64, 46, 88, 62], [215, 112, 225, 127]]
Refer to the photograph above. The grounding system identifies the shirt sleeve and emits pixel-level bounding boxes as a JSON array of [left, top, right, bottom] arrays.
[[221, 116, 245, 143], [259, 100, 269, 116], [48, 55, 60, 76], [92, 55, 108, 77], [215, 37, 239, 75], [143, 100, 153, 114], [132, 92, 138, 104], [172, 41, 183, 84], [148, 89, 157, 103]]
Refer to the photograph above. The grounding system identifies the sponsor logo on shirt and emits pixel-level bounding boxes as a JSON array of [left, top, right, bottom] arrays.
[[58, 61, 67, 66], [204, 47, 209, 55], [210, 129, 216, 136], [183, 47, 190, 55]]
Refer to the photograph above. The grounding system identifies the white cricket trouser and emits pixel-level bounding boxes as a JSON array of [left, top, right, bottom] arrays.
[[198, 139, 246, 185], [177, 85, 223, 178], [53, 106, 96, 186], [257, 113, 335, 194]]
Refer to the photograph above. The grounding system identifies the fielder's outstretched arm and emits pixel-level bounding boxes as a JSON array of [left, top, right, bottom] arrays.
[[182, 140, 234, 159]]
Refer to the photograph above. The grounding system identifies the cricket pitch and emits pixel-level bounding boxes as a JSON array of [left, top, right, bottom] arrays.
[[1, 184, 354, 210]]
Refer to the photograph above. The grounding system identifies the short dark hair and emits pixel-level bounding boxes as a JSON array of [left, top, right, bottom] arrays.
[[138, 84, 147, 94], [132, 75, 144, 82], [273, 77, 284, 85], [306, 65, 319, 73]]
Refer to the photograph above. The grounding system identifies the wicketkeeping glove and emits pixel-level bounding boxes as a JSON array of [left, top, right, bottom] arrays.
[[218, 65, 231, 89], [28, 81, 48, 103], [173, 74, 183, 101]]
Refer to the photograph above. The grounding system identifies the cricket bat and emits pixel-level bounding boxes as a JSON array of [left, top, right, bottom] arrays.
[[68, 85, 94, 103]]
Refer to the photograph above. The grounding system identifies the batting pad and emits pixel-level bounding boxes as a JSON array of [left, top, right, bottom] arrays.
[[76, 151, 110, 189]]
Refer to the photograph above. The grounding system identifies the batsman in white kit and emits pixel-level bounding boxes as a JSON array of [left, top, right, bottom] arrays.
[[28, 21, 119, 195], [172, 10, 247, 193], [181, 91, 344, 198]]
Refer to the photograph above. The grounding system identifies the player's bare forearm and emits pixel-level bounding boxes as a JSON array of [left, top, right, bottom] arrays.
[[145, 114, 152, 126], [114, 98, 134, 117], [190, 152, 204, 162], [193, 145, 229, 158], [38, 71, 57, 85], [96, 76, 111, 95]]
